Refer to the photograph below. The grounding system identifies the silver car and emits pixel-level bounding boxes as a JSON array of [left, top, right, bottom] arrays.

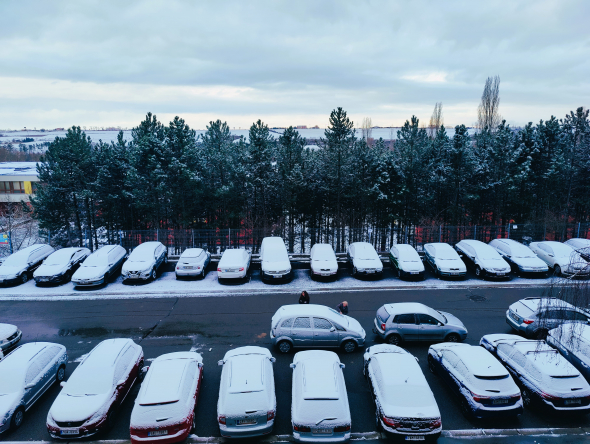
[[270, 305, 366, 353], [122, 241, 168, 282], [0, 323, 22, 355], [175, 248, 211, 279]]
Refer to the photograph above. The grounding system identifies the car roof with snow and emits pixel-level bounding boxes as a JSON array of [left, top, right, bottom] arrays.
[[261, 237, 285, 246], [294, 351, 341, 399], [424, 242, 457, 257], [81, 338, 136, 368], [45, 247, 87, 261], [311, 243, 336, 257], [223, 345, 271, 360], [567, 238, 590, 249], [273, 304, 346, 320], [552, 323, 590, 344], [532, 241, 575, 256], [432, 343, 508, 377], [0, 342, 62, 372], [130, 242, 161, 256], [86, 244, 122, 259], [180, 248, 205, 258], [384, 302, 438, 316], [510, 297, 579, 314]]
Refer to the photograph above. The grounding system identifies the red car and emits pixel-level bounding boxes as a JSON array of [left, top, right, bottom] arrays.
[[46, 338, 143, 439]]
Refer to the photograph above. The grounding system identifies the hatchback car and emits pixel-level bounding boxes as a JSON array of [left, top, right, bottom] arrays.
[[0, 342, 67, 433], [217, 346, 276, 438], [130, 351, 203, 444], [47, 338, 143, 439], [347, 242, 383, 278], [122, 241, 168, 282], [290, 350, 351, 443], [506, 297, 590, 339], [373, 302, 467, 346], [364, 345, 441, 440], [310, 243, 338, 280], [489, 238, 548, 276], [548, 324, 590, 382], [428, 343, 522, 419], [0, 323, 22, 354], [389, 244, 425, 280], [529, 241, 589, 278], [423, 242, 467, 278], [175, 248, 211, 279], [565, 238, 590, 262], [481, 334, 590, 412], [71, 245, 127, 288], [0, 244, 54, 285], [455, 239, 511, 279], [271, 304, 366, 353], [217, 249, 251, 282], [34, 247, 90, 285], [260, 237, 292, 282]]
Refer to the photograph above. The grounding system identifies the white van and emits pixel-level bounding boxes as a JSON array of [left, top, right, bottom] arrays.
[[260, 237, 292, 282]]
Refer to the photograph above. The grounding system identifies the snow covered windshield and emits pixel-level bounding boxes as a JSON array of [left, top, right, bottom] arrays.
[[265, 250, 288, 262], [0, 372, 23, 394], [435, 248, 457, 260], [1, 252, 28, 268], [357, 246, 379, 260], [45, 250, 72, 265], [82, 254, 108, 267], [64, 371, 112, 396]]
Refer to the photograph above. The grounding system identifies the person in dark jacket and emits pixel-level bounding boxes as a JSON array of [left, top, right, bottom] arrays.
[[337, 301, 348, 315], [299, 291, 310, 304]]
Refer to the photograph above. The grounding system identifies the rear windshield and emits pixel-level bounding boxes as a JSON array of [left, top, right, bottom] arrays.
[[376, 306, 390, 324]]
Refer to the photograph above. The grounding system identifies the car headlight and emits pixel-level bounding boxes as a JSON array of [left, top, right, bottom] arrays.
[[357, 268, 365, 272], [141, 267, 152, 274]]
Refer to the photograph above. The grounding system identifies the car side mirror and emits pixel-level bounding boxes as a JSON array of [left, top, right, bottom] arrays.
[[197, 362, 204, 368], [339, 363, 345, 369], [117, 379, 126, 386], [330, 327, 336, 332], [25, 383, 35, 390], [270, 357, 276, 363], [217, 360, 225, 366], [60, 381, 66, 388], [438, 322, 444, 327], [415, 357, 419, 363], [290, 363, 296, 369], [139, 366, 149, 381], [548, 254, 554, 257]]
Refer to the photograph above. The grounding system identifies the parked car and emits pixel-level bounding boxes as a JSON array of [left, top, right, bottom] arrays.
[[71, 245, 127, 288], [565, 238, 590, 262], [0, 244, 54, 285], [455, 239, 511, 279], [290, 350, 351, 443], [310, 243, 338, 280], [372, 302, 467, 346], [388, 244, 425, 280], [33, 247, 90, 285], [130, 351, 203, 444], [423, 242, 467, 278], [260, 237, 292, 282], [217, 249, 251, 282], [548, 324, 590, 383], [0, 323, 22, 355], [529, 241, 590, 278], [122, 241, 168, 282], [428, 343, 522, 419], [481, 334, 590, 412], [506, 297, 590, 339], [217, 346, 276, 438], [0, 342, 67, 433], [364, 345, 441, 440], [175, 248, 211, 279], [347, 242, 383, 278], [46, 338, 143, 439], [271, 304, 366, 353], [489, 238, 549, 276]]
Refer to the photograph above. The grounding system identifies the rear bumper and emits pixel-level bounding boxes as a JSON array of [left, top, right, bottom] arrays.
[[218, 271, 247, 280], [293, 431, 350, 443], [220, 420, 274, 438], [131, 427, 190, 444], [381, 421, 441, 440], [470, 401, 524, 419], [175, 269, 204, 277]]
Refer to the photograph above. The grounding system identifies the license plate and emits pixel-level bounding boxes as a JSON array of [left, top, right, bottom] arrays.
[[39, 277, 49, 281], [237, 419, 257, 425], [451, 272, 459, 275], [565, 399, 582, 406], [60, 429, 79, 435], [366, 270, 375, 274], [405, 437, 425, 441], [274, 275, 282, 278], [184, 266, 194, 269], [510, 312, 519, 322], [411, 272, 418, 275], [148, 430, 169, 436], [227, 269, 236, 272], [313, 428, 332, 434], [492, 399, 510, 405], [322, 273, 331, 276]]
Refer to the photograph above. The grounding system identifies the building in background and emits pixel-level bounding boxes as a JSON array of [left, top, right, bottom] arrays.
[[0, 162, 39, 202]]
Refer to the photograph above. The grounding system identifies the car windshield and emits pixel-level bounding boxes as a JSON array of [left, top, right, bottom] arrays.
[[357, 246, 378, 260], [64, 370, 112, 396], [82, 254, 108, 267], [436, 248, 457, 260], [265, 249, 288, 262], [328, 308, 349, 327], [0, 372, 23, 394], [435, 310, 447, 323], [45, 250, 72, 265], [1, 252, 28, 268]]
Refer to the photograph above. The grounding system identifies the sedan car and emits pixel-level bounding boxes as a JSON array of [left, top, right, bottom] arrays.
[[548, 324, 590, 382], [423, 242, 467, 278], [455, 239, 511, 279], [260, 237, 292, 282], [0, 244, 54, 285], [389, 244, 424, 280], [347, 242, 383, 278], [217, 346, 276, 438], [122, 241, 168, 282], [176, 248, 211, 279], [0, 342, 67, 433], [373, 302, 467, 346], [529, 241, 589, 278], [428, 343, 522, 419], [481, 334, 590, 412], [0, 323, 22, 355], [565, 238, 590, 262], [310, 243, 338, 280], [47, 338, 143, 439], [217, 249, 251, 282], [71, 245, 127, 288], [365, 345, 441, 441], [290, 350, 351, 443], [271, 304, 366, 353], [489, 238, 548, 276], [130, 352, 203, 444], [33, 247, 90, 285]]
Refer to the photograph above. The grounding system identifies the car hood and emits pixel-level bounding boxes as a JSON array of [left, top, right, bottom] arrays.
[[311, 259, 338, 271], [261, 260, 291, 272], [436, 258, 466, 271], [0, 323, 18, 339], [50, 392, 110, 423], [0, 393, 20, 419], [478, 258, 510, 271], [399, 260, 424, 272], [511, 256, 548, 269], [439, 311, 466, 330], [72, 266, 109, 281], [344, 316, 365, 337], [122, 260, 155, 273], [0, 266, 24, 277], [353, 258, 382, 269], [34, 264, 68, 277]]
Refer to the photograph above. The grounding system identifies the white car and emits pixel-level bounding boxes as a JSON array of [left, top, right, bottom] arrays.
[[529, 241, 590, 278], [347, 242, 383, 278], [260, 237, 292, 282], [217, 249, 251, 281], [72, 245, 127, 287], [423, 242, 467, 278], [0, 244, 54, 285], [310, 243, 338, 279], [175, 248, 211, 279], [455, 239, 511, 279], [130, 352, 203, 444], [489, 239, 548, 275], [217, 346, 276, 438], [565, 238, 590, 262], [34, 247, 90, 285], [548, 324, 590, 383], [0, 342, 67, 433], [0, 323, 22, 354], [122, 241, 168, 282], [388, 244, 425, 280], [290, 350, 351, 442], [364, 345, 441, 440]]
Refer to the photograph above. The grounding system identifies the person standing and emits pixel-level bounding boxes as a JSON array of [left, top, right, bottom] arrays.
[[299, 290, 310, 304], [337, 301, 348, 315]]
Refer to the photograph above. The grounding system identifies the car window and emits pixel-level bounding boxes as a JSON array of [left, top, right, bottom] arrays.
[[25, 361, 42, 384], [108, 250, 121, 264], [182, 361, 197, 397], [564, 311, 588, 321], [280, 318, 294, 328], [113, 346, 135, 384], [442, 350, 460, 367], [425, 245, 434, 256], [36, 347, 59, 372], [391, 247, 398, 257], [509, 349, 527, 369], [393, 313, 416, 324], [293, 317, 311, 329], [417, 314, 440, 325], [538, 244, 553, 255], [333, 323, 346, 331], [376, 307, 390, 324], [313, 318, 333, 329], [460, 244, 475, 256], [454, 359, 471, 380]]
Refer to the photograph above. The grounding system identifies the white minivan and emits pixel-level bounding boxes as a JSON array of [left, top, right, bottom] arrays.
[[310, 243, 338, 279], [260, 237, 292, 282]]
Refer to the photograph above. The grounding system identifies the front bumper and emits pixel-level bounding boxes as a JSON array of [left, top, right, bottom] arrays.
[[399, 269, 425, 280], [438, 270, 466, 278], [35, 274, 67, 284], [483, 270, 511, 279], [73, 277, 105, 287], [0, 276, 22, 285], [48, 425, 102, 440], [261, 271, 292, 282], [0, 329, 22, 351], [123, 273, 151, 281], [220, 420, 274, 438]]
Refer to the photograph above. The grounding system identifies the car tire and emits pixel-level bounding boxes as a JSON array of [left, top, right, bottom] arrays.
[[56, 364, 66, 382], [11, 406, 24, 430], [151, 268, 157, 280], [386, 334, 402, 346], [475, 266, 482, 277], [164, 256, 168, 264], [554, 265, 561, 277], [459, 397, 472, 419], [342, 340, 357, 353], [353, 267, 358, 277], [428, 355, 437, 374], [522, 387, 533, 407], [21, 273, 28, 284], [534, 329, 548, 340], [278, 340, 292, 353], [445, 333, 460, 343]]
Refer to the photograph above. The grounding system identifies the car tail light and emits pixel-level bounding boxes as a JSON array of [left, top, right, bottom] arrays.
[[217, 268, 222, 272], [472, 393, 491, 402], [381, 323, 386, 331], [239, 267, 245, 271], [429, 418, 441, 429], [334, 424, 351, 433], [197, 266, 201, 270], [267, 410, 275, 421], [218, 415, 226, 424], [523, 319, 534, 324], [293, 425, 311, 432], [176, 266, 179, 270], [381, 415, 400, 428], [540, 391, 560, 401]]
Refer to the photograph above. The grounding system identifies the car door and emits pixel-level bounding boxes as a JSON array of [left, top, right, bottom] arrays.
[[291, 317, 314, 346], [31, 347, 60, 404], [113, 346, 135, 404], [537, 244, 554, 266], [312, 317, 339, 347], [440, 350, 462, 394], [390, 247, 400, 271], [392, 313, 420, 340], [23, 360, 43, 408], [417, 314, 445, 340]]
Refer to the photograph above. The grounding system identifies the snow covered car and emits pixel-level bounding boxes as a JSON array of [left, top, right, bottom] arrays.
[[455, 239, 511, 279], [33, 247, 90, 285], [489, 238, 548, 276], [71, 245, 127, 288], [423, 242, 467, 278], [310, 243, 338, 279], [565, 238, 590, 262], [46, 338, 143, 439], [428, 343, 522, 419], [506, 297, 590, 339], [217, 346, 276, 438], [388, 244, 424, 280], [290, 350, 351, 442], [122, 241, 168, 282], [217, 249, 251, 282], [364, 345, 441, 440], [130, 352, 203, 444], [0, 342, 67, 433], [260, 237, 292, 282], [271, 304, 366, 353], [0, 243, 54, 285], [548, 324, 590, 382], [529, 241, 590, 278], [480, 334, 590, 412], [175, 248, 211, 279], [372, 302, 467, 346], [0, 323, 22, 354], [347, 242, 383, 278]]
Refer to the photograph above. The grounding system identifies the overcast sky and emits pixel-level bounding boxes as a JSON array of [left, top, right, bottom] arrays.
[[1, 0, 588, 130]]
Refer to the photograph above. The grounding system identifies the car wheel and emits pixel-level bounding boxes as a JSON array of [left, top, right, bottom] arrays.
[[445, 333, 460, 343], [56, 364, 66, 382], [151, 268, 157, 280], [554, 265, 561, 277], [475, 266, 482, 277], [11, 406, 24, 430], [459, 397, 472, 418], [21, 273, 28, 284], [164, 255, 168, 264], [353, 267, 358, 277], [534, 329, 548, 340], [522, 387, 533, 407], [342, 340, 357, 353], [386, 334, 401, 346], [428, 355, 437, 374], [278, 340, 292, 353]]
